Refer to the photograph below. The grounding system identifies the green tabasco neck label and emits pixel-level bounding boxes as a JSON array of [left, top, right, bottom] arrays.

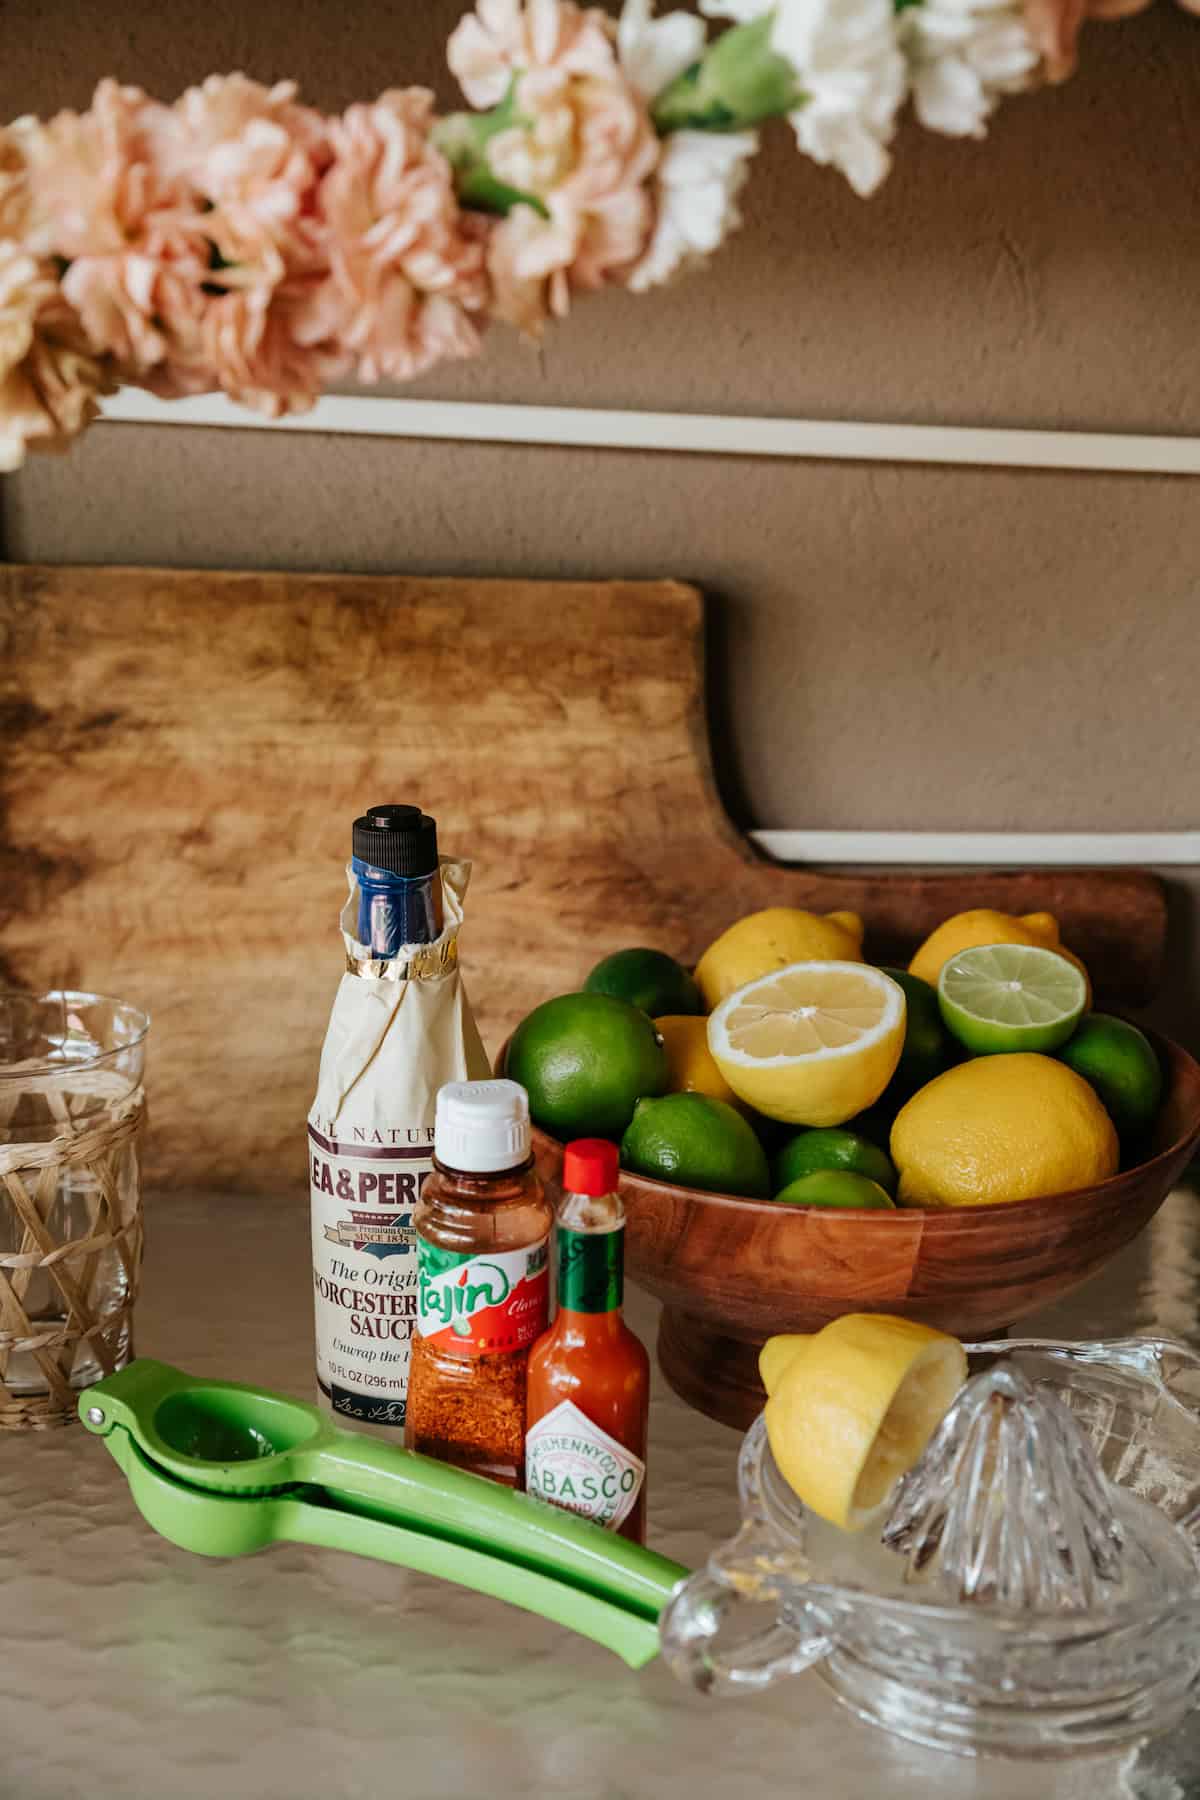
[[557, 1224, 623, 1314]]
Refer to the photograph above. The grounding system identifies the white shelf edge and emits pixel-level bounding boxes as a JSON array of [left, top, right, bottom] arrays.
[[751, 830, 1200, 866], [100, 390, 1200, 476]]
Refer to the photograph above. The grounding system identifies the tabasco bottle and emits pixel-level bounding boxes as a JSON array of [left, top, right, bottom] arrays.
[[525, 1139, 650, 1543]]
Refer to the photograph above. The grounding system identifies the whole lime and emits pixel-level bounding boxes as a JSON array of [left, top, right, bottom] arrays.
[[773, 1171, 895, 1211], [584, 947, 703, 1018], [772, 1127, 897, 1197], [878, 967, 952, 1096], [1057, 1013, 1164, 1143], [507, 992, 668, 1140], [621, 1092, 770, 1198]]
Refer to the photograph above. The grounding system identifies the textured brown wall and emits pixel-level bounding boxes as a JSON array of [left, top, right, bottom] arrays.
[[2, 2, 1199, 1038]]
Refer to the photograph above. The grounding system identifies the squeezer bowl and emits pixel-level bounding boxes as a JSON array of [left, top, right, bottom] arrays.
[[659, 1337, 1200, 1760], [152, 1387, 320, 1468]]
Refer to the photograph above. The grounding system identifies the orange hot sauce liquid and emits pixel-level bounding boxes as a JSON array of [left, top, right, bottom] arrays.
[[525, 1142, 650, 1545], [527, 1307, 650, 1544]]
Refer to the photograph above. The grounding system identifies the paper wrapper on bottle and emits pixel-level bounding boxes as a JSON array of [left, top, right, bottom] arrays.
[[308, 858, 491, 1436]]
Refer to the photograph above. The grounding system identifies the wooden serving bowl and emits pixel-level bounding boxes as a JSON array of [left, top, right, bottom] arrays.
[[525, 1028, 1200, 1430]]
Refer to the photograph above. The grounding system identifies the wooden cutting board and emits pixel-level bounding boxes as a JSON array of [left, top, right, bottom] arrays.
[[0, 565, 1165, 1190]]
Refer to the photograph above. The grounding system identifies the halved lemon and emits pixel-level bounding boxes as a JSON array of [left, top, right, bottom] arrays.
[[707, 961, 906, 1126], [759, 1333, 811, 1397], [764, 1314, 967, 1531]]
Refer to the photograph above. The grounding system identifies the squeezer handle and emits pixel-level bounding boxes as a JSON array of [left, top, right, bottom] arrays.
[[280, 1484, 674, 1667], [303, 1423, 685, 1625]]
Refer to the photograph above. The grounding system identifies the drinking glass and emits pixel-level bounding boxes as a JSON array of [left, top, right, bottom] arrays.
[[0, 990, 148, 1428]]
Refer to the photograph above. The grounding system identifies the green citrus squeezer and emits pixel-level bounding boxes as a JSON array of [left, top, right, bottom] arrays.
[[80, 1359, 687, 1668]]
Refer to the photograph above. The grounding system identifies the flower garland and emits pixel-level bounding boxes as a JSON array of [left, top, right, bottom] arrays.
[[0, 0, 1102, 470]]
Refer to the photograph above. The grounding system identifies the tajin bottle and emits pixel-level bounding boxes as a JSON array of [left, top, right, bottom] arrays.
[[406, 1080, 553, 1486], [525, 1139, 651, 1543], [308, 805, 490, 1438]]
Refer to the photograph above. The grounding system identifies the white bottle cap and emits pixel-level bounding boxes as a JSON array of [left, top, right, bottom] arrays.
[[435, 1079, 531, 1173]]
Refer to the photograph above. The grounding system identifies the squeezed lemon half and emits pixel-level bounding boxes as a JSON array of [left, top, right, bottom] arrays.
[[762, 1315, 967, 1531], [707, 961, 906, 1126], [759, 1333, 811, 1397]]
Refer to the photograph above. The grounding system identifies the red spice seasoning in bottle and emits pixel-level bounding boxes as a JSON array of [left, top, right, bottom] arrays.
[[525, 1139, 651, 1543], [405, 1079, 552, 1486]]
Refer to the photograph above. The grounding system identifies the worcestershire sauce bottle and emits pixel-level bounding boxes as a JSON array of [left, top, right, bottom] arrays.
[[308, 805, 490, 1438]]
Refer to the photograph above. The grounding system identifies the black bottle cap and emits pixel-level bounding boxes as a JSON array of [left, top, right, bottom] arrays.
[[352, 805, 439, 877]]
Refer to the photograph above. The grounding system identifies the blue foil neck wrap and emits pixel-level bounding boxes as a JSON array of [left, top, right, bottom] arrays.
[[351, 857, 441, 960]]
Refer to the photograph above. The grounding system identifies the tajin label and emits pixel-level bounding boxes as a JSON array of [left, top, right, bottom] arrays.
[[525, 1400, 645, 1528], [416, 1237, 549, 1357], [308, 1122, 433, 1429]]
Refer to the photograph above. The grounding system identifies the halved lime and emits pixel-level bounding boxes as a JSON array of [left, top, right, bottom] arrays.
[[937, 944, 1087, 1056]]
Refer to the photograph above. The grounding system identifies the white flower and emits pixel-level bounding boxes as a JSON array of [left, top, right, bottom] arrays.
[[902, 0, 1040, 137], [618, 0, 758, 289], [701, 0, 906, 196], [618, 0, 708, 97], [626, 129, 756, 289], [698, 0, 767, 18]]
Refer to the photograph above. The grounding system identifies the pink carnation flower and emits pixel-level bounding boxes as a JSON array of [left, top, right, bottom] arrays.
[[449, 0, 621, 105], [295, 89, 487, 384], [140, 73, 341, 411], [10, 80, 175, 261], [196, 283, 347, 416], [0, 242, 113, 470], [149, 74, 330, 269], [0, 128, 29, 241], [8, 82, 215, 387], [449, 0, 658, 333], [7, 75, 341, 414]]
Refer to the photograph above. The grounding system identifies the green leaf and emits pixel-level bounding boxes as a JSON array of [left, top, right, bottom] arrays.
[[652, 14, 800, 134], [433, 91, 548, 219]]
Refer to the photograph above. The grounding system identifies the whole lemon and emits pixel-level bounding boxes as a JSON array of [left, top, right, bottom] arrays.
[[655, 1014, 746, 1111], [890, 1053, 1118, 1209], [696, 908, 864, 1010], [909, 909, 1091, 1004]]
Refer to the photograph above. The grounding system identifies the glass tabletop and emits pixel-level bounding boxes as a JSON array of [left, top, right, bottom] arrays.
[[3, 1181, 1200, 1800]]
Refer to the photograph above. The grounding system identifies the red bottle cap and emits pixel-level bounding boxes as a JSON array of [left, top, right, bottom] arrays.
[[562, 1138, 620, 1198]]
